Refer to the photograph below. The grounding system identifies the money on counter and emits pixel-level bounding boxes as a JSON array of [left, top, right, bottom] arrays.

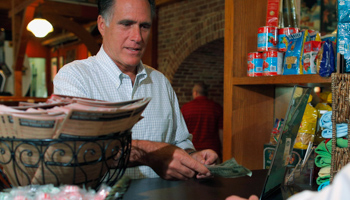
[[206, 157, 252, 178]]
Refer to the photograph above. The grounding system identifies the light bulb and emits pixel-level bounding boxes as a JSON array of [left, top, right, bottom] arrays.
[[27, 18, 53, 38]]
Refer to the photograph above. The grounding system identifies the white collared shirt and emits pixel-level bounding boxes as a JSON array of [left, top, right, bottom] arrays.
[[287, 163, 350, 200], [54, 46, 194, 179]]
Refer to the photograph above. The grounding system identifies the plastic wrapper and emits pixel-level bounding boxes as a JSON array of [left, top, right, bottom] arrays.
[[302, 41, 322, 74], [318, 40, 335, 77], [283, 31, 308, 75], [294, 95, 318, 149], [0, 184, 110, 200], [315, 91, 332, 118], [269, 118, 284, 145], [338, 0, 350, 23], [337, 23, 350, 72]]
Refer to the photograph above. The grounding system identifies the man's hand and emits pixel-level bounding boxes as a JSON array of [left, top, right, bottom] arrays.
[[128, 140, 212, 180], [190, 149, 218, 178], [191, 149, 218, 165]]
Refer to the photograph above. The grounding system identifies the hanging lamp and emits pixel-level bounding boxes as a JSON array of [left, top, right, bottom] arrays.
[[26, 4, 53, 38]]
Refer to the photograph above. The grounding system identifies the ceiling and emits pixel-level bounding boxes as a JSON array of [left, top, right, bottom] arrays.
[[0, 0, 100, 47], [0, 0, 178, 48]]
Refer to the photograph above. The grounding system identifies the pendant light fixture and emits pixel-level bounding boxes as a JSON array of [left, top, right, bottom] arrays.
[[26, 4, 53, 38]]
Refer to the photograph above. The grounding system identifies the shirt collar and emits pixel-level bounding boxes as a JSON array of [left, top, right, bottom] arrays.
[[96, 46, 148, 87], [194, 96, 208, 100]]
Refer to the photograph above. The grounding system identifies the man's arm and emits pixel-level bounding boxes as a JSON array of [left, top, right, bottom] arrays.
[[127, 140, 212, 180]]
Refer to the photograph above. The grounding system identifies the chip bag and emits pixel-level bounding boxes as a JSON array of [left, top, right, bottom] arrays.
[[303, 41, 322, 74], [318, 40, 335, 77], [294, 95, 318, 149], [283, 31, 308, 75]]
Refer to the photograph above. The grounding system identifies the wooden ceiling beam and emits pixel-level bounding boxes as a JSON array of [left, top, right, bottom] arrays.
[[43, 13, 100, 55], [40, 1, 98, 20], [9, 0, 43, 17], [11, 0, 39, 96]]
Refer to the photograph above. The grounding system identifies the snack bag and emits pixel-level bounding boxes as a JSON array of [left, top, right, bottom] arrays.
[[269, 118, 284, 145], [337, 23, 350, 73], [338, 0, 350, 23], [315, 42, 324, 74], [294, 95, 318, 149], [283, 31, 308, 75], [303, 41, 322, 74], [315, 91, 332, 118], [319, 40, 335, 77], [308, 31, 321, 42]]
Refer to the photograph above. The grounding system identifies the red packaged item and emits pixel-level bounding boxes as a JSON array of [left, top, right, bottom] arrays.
[[266, 0, 281, 27], [303, 41, 322, 74], [36, 193, 52, 200], [247, 52, 263, 77], [262, 50, 284, 76]]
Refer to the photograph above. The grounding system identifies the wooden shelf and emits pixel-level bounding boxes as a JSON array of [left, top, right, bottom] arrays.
[[0, 97, 47, 102], [232, 74, 331, 86]]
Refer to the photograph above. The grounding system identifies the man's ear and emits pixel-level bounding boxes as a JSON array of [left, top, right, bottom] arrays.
[[97, 15, 105, 37]]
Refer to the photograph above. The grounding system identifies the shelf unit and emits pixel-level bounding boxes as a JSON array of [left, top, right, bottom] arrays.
[[0, 97, 47, 106], [223, 0, 331, 170]]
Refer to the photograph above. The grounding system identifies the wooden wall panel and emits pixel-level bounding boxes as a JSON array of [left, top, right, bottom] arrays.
[[224, 0, 275, 169], [231, 85, 274, 169]]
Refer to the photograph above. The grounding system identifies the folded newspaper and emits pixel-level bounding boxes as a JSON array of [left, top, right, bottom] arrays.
[[207, 157, 252, 178], [0, 95, 151, 187]]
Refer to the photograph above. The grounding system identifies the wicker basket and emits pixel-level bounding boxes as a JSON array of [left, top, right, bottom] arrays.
[[0, 130, 131, 190], [330, 73, 350, 182]]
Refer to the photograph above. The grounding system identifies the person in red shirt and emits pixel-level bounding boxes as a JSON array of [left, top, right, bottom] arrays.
[[181, 82, 223, 161]]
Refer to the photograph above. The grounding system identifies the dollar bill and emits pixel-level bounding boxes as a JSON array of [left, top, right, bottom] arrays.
[[206, 157, 252, 178]]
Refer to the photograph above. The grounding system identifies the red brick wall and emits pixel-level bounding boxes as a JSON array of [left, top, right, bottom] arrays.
[[157, 0, 225, 107], [172, 39, 224, 107]]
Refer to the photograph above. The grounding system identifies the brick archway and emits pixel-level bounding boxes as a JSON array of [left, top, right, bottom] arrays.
[[159, 12, 225, 82]]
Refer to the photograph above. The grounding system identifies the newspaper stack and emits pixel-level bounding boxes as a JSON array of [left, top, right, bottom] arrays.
[[0, 95, 151, 188]]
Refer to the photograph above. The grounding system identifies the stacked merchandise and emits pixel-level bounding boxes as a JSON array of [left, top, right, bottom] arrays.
[[247, 0, 336, 77], [0, 95, 150, 189], [314, 110, 348, 191], [314, 92, 332, 145], [337, 0, 350, 72]]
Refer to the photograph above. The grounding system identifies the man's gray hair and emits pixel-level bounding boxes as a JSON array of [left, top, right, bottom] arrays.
[[193, 82, 209, 96], [98, 0, 156, 26]]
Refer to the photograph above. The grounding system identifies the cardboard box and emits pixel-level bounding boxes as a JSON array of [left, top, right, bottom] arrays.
[[266, 0, 281, 27]]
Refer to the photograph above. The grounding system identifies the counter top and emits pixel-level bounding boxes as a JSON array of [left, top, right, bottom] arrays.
[[123, 169, 268, 200]]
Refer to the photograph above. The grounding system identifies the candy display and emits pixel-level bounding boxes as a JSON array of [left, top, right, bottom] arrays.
[[0, 184, 110, 200], [245, 3, 337, 78]]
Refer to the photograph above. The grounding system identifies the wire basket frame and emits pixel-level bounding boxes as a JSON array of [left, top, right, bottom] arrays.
[[0, 130, 131, 190], [331, 73, 350, 182]]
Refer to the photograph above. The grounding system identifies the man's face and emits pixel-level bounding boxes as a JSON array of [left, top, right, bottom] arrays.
[[98, 0, 152, 70]]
